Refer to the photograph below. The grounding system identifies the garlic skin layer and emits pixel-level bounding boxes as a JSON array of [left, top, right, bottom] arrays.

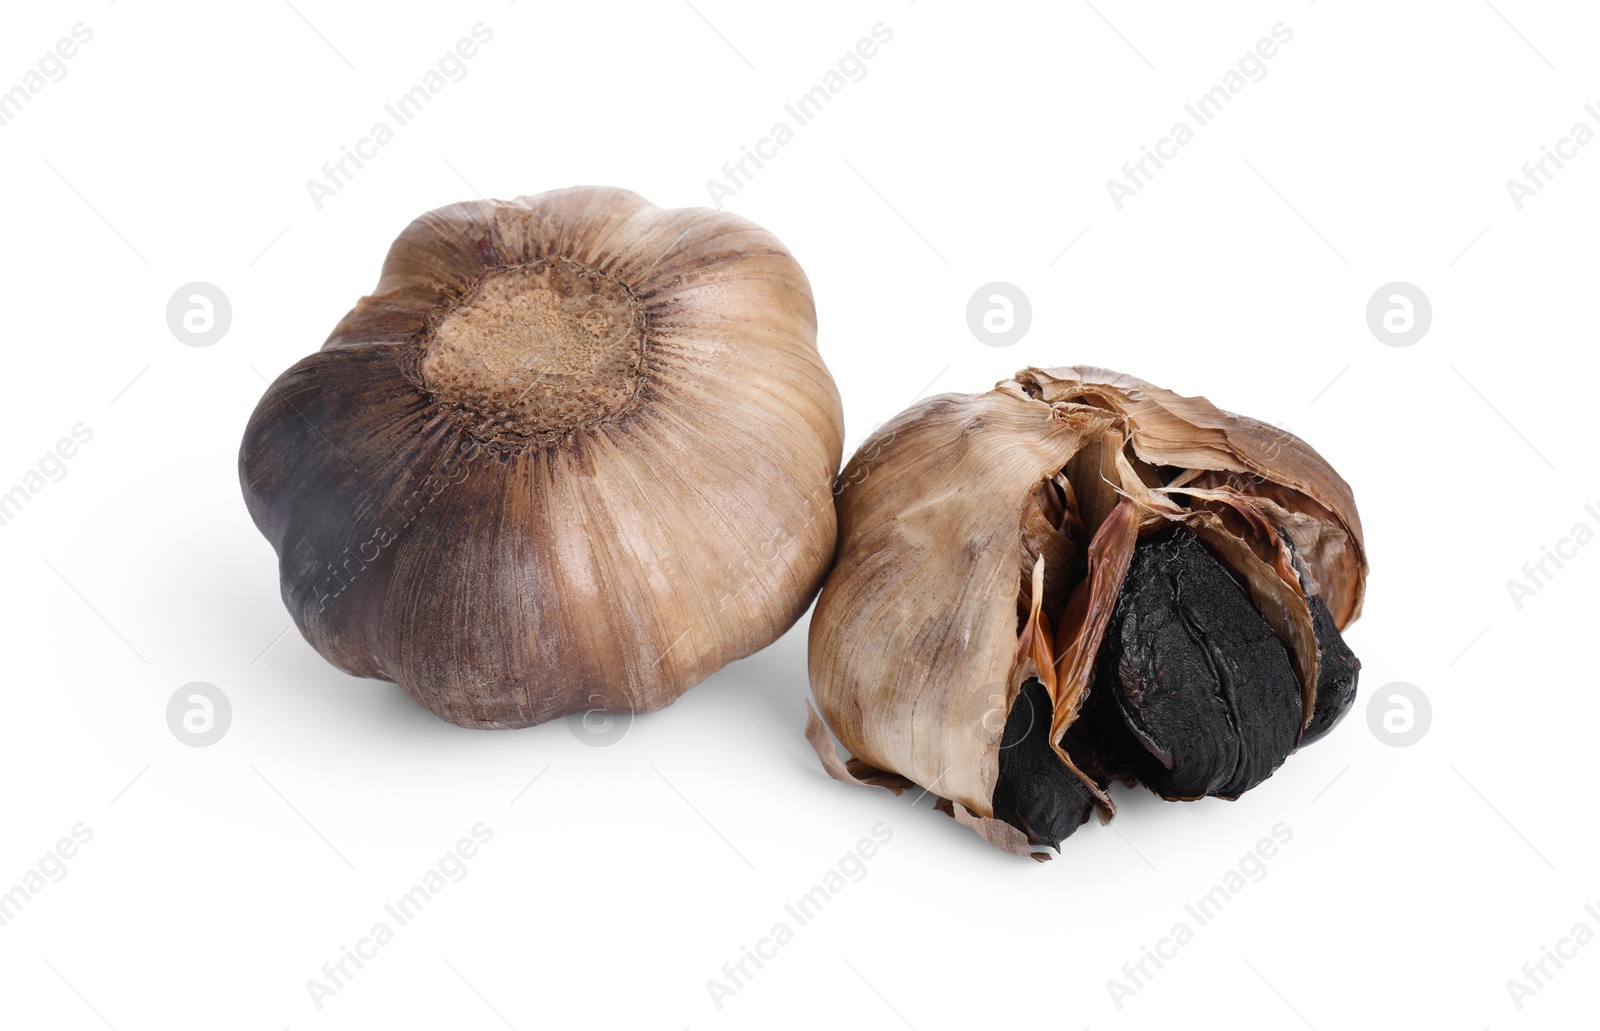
[[241, 187, 843, 728], [807, 367, 1366, 854]]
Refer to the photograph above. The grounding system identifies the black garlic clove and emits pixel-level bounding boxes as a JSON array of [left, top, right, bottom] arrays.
[[1301, 592, 1361, 745], [1278, 529, 1362, 746], [992, 678, 1098, 847], [1088, 529, 1303, 800]]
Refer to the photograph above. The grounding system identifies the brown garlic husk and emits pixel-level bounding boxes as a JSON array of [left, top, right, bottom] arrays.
[[241, 187, 844, 728], [805, 366, 1365, 859]]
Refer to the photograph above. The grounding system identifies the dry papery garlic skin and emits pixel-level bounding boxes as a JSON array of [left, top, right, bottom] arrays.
[[241, 187, 844, 728], [806, 367, 1365, 858]]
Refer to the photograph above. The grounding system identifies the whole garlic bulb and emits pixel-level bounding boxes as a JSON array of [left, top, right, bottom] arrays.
[[240, 187, 843, 728], [806, 367, 1365, 857]]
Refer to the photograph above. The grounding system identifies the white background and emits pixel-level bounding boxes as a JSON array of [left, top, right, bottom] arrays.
[[1, 1, 1595, 1028]]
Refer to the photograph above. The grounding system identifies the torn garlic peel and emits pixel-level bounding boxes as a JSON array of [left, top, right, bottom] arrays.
[[807, 366, 1366, 852]]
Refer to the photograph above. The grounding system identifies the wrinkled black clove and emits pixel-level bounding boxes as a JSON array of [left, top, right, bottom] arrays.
[[1302, 592, 1360, 744], [1279, 529, 1361, 745], [997, 529, 1364, 842], [1089, 529, 1304, 800], [992, 678, 1098, 847]]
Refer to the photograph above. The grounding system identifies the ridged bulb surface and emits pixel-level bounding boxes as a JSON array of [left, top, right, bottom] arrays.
[[241, 187, 844, 728]]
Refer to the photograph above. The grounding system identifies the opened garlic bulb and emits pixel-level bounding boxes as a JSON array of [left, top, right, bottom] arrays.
[[806, 367, 1365, 858], [241, 187, 843, 728]]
